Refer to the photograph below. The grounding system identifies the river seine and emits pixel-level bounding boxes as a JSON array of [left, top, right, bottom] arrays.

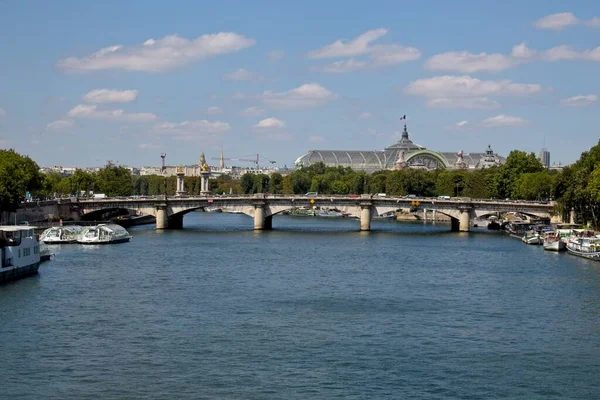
[[1, 212, 599, 399]]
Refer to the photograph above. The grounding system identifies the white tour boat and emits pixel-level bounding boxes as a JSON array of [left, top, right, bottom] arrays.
[[566, 237, 600, 260], [39, 225, 84, 244], [77, 224, 132, 244], [1, 226, 41, 283]]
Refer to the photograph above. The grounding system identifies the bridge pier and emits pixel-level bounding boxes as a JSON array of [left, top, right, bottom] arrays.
[[459, 210, 471, 232], [156, 207, 168, 229], [360, 205, 372, 231], [254, 205, 272, 230]]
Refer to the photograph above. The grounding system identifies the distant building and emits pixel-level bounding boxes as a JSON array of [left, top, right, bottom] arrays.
[[294, 124, 505, 172], [539, 148, 551, 168]]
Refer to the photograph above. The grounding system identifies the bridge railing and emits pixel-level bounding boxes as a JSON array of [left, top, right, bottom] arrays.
[[74, 194, 554, 208]]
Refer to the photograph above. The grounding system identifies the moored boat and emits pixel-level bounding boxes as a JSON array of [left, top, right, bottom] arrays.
[[287, 207, 316, 217], [374, 211, 397, 220], [543, 231, 566, 251], [566, 237, 600, 260], [1, 226, 41, 283], [316, 209, 347, 218], [77, 224, 132, 244], [522, 230, 543, 245], [39, 225, 84, 244]]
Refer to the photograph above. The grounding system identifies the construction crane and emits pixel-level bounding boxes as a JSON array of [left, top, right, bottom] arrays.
[[211, 153, 276, 168]]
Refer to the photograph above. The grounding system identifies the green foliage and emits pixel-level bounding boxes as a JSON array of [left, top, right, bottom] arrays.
[[96, 164, 133, 197], [556, 140, 600, 226], [0, 149, 43, 211], [493, 150, 544, 199]]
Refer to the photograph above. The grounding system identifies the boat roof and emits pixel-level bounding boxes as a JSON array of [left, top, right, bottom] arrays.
[[0, 225, 37, 231]]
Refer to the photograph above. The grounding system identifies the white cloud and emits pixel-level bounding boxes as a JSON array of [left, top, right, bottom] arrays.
[[206, 106, 222, 115], [0, 108, 5, 116], [240, 106, 265, 117], [456, 120, 469, 127], [588, 17, 600, 27], [46, 119, 74, 131], [426, 42, 600, 73], [561, 94, 597, 107], [224, 68, 266, 81], [308, 28, 388, 58], [425, 51, 519, 73], [534, 12, 600, 30], [254, 117, 285, 129], [480, 114, 530, 128], [308, 135, 325, 142], [309, 28, 420, 72], [67, 104, 157, 122], [358, 112, 372, 119], [260, 83, 338, 109], [154, 120, 230, 137], [535, 12, 580, 30], [268, 50, 284, 62], [58, 32, 255, 72], [405, 75, 543, 98], [83, 89, 138, 103], [426, 97, 501, 109]]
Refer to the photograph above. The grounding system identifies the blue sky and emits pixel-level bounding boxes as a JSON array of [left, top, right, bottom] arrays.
[[0, 0, 599, 168]]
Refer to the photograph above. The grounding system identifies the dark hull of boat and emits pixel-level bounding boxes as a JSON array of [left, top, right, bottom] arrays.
[[0, 262, 40, 284], [42, 239, 78, 244], [78, 237, 131, 245], [113, 215, 155, 228]]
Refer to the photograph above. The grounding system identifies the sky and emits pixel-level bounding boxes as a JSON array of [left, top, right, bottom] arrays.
[[0, 0, 599, 168]]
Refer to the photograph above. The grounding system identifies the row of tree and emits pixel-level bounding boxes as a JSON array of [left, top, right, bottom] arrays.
[[2, 143, 600, 226]]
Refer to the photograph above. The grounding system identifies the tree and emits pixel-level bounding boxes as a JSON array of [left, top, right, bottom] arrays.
[[0, 149, 44, 211], [241, 174, 254, 194], [69, 169, 96, 197], [512, 172, 555, 200], [95, 164, 133, 197], [269, 173, 284, 194]]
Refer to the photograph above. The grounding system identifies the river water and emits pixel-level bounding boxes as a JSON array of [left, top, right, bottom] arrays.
[[1, 213, 599, 399]]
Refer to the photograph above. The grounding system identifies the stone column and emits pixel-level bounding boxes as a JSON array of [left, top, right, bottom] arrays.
[[176, 170, 185, 196], [360, 205, 372, 231], [432, 209, 437, 223], [200, 171, 211, 195], [156, 207, 168, 229], [423, 208, 427, 223], [459, 210, 471, 232], [254, 205, 265, 230]]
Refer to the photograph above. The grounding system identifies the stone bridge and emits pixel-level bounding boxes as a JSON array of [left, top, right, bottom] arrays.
[[76, 194, 555, 232]]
